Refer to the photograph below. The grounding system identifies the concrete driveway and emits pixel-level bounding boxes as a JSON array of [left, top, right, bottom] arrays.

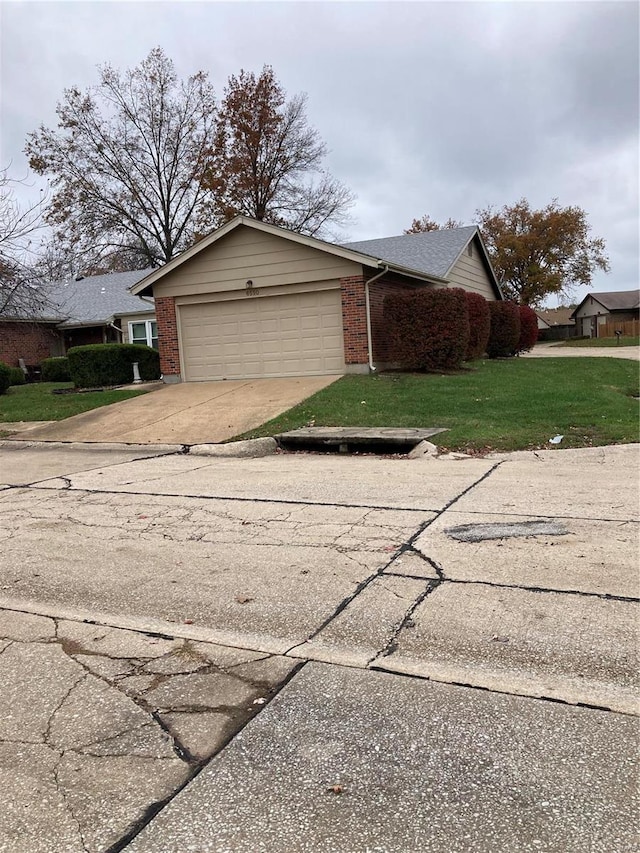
[[0, 440, 638, 852], [523, 341, 640, 360], [15, 375, 339, 445]]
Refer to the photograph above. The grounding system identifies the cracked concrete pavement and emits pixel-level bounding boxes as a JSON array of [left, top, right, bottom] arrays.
[[0, 439, 638, 851]]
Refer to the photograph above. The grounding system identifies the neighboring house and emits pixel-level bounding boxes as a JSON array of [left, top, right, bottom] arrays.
[[535, 307, 576, 341], [131, 215, 502, 383], [570, 290, 640, 338], [0, 269, 155, 369]]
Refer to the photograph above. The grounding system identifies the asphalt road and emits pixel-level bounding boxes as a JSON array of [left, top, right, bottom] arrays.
[[0, 440, 638, 852]]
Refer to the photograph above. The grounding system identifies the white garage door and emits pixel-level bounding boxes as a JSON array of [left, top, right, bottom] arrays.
[[179, 289, 345, 381]]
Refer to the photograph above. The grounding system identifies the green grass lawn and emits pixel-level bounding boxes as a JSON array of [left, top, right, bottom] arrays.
[[559, 336, 639, 348], [241, 358, 640, 453], [0, 382, 148, 426]]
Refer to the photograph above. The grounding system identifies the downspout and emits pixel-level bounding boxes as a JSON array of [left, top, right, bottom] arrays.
[[364, 265, 389, 372], [107, 321, 123, 342]]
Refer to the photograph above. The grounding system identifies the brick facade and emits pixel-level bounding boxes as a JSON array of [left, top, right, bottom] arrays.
[[340, 274, 424, 367], [0, 321, 63, 368], [155, 296, 181, 378], [340, 276, 369, 365]]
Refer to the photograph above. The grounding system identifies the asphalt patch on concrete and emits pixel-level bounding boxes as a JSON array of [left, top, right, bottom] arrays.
[[445, 520, 569, 543]]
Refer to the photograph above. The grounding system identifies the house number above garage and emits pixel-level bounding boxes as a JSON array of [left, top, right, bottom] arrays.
[[245, 279, 261, 296]]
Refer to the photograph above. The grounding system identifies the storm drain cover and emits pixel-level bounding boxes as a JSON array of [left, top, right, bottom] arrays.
[[444, 520, 569, 543]]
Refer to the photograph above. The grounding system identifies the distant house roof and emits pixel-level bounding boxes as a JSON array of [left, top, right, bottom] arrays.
[[131, 216, 502, 298], [536, 307, 575, 327], [342, 226, 479, 280], [1, 269, 154, 327], [570, 289, 640, 319]]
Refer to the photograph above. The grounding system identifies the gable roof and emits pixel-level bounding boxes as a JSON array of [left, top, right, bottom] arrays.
[[342, 226, 479, 280], [1, 269, 154, 326], [131, 216, 502, 298], [570, 289, 640, 319], [535, 307, 575, 327]]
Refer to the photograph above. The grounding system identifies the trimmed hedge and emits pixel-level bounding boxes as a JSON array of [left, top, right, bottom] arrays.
[[464, 292, 491, 360], [9, 367, 26, 386], [487, 301, 521, 358], [0, 362, 10, 395], [41, 357, 71, 383], [67, 344, 160, 388], [384, 287, 470, 371], [516, 305, 539, 353]]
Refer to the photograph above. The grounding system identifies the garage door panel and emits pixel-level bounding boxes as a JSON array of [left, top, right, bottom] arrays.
[[179, 290, 345, 381]]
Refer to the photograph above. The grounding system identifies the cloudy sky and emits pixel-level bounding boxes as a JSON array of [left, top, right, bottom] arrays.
[[1, 0, 638, 305]]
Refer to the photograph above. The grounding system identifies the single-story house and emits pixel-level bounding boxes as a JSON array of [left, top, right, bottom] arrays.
[[570, 290, 640, 338], [131, 216, 503, 383], [0, 269, 155, 369], [535, 307, 576, 341]]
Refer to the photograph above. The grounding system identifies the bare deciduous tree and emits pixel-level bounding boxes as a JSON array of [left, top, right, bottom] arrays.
[[25, 47, 217, 268], [0, 167, 51, 317], [201, 66, 354, 238], [404, 215, 464, 233]]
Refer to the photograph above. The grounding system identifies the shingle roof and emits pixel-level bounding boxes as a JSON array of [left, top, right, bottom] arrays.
[[590, 290, 640, 311], [536, 307, 575, 327], [342, 226, 479, 279], [46, 269, 154, 327]]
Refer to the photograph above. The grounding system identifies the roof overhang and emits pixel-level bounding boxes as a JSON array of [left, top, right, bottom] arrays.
[[130, 215, 452, 296], [57, 318, 115, 330]]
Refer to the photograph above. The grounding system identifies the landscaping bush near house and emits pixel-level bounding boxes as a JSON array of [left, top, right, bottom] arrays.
[[464, 292, 491, 360], [384, 287, 470, 371], [41, 356, 71, 383], [0, 362, 10, 395], [8, 367, 26, 386], [516, 305, 539, 353], [487, 301, 521, 358], [67, 343, 160, 388]]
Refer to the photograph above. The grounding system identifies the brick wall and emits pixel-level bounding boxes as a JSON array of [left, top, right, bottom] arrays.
[[155, 296, 181, 377], [0, 321, 63, 367], [340, 276, 369, 365]]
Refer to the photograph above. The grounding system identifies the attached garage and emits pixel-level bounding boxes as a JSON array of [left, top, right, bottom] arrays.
[[131, 216, 502, 383], [178, 289, 344, 381]]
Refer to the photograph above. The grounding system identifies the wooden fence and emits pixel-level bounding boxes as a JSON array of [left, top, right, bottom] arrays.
[[597, 318, 639, 339]]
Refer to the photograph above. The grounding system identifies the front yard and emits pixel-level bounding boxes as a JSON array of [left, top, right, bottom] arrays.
[[0, 382, 147, 429], [242, 358, 640, 452]]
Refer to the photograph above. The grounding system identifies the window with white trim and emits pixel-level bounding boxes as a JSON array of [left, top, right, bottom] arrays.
[[129, 320, 158, 349]]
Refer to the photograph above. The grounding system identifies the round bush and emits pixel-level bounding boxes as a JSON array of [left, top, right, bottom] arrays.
[[0, 362, 11, 395], [9, 367, 26, 386], [464, 292, 491, 360], [41, 357, 71, 382], [67, 343, 160, 388], [384, 287, 470, 371], [487, 301, 521, 358], [516, 305, 539, 353]]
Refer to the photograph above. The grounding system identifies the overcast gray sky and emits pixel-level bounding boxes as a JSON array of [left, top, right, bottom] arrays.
[[1, 0, 638, 305]]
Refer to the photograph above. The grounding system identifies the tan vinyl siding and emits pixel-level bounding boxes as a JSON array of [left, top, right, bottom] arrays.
[[447, 239, 496, 299], [153, 226, 361, 298]]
